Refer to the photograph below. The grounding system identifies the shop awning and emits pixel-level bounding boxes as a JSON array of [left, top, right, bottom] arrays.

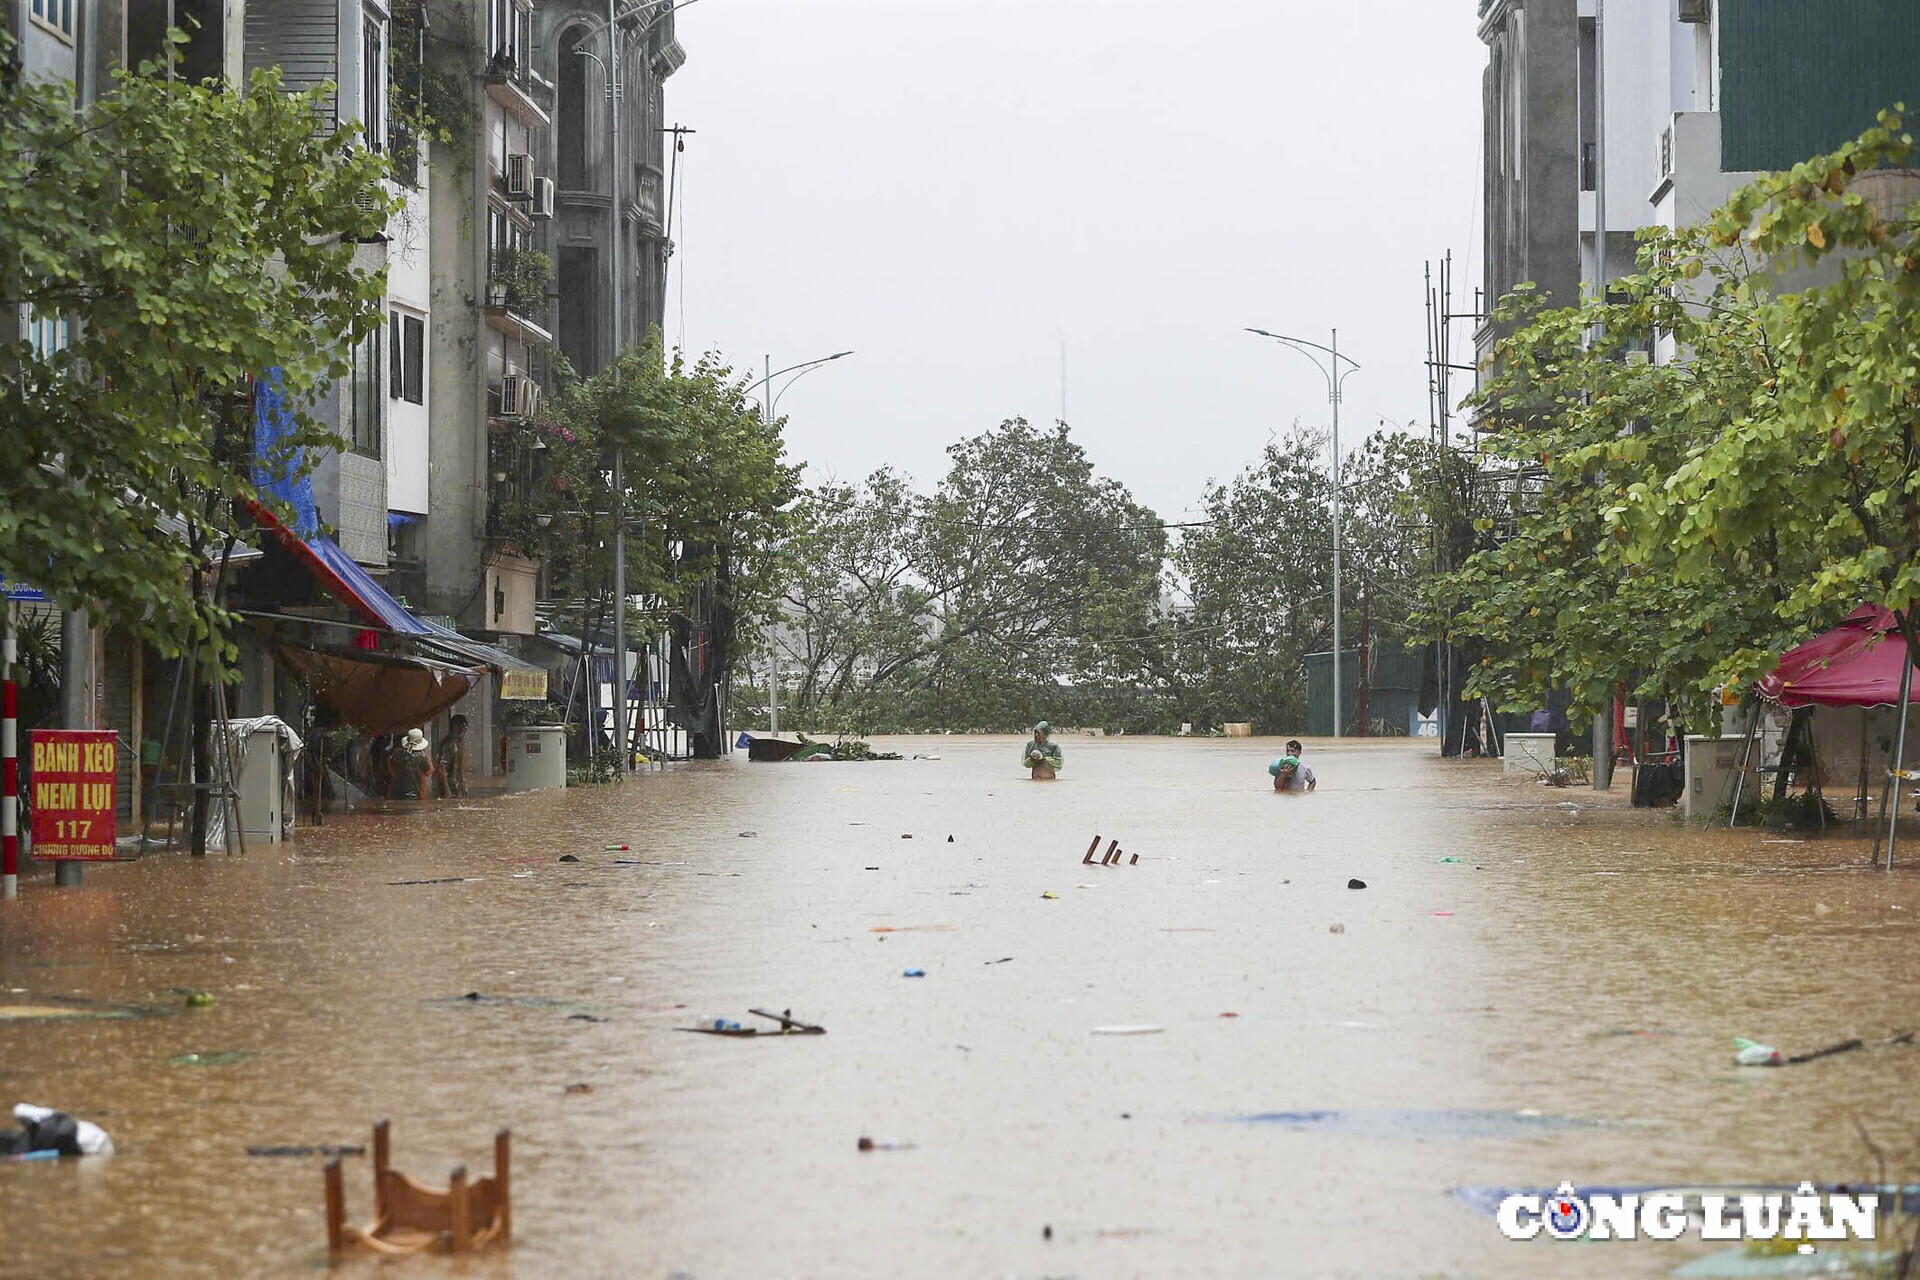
[[414, 618, 548, 700], [275, 645, 487, 733], [246, 499, 429, 636], [248, 499, 547, 699]]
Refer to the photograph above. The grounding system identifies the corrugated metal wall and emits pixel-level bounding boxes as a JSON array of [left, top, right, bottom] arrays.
[[1721, 0, 1920, 170], [1305, 646, 1429, 739], [243, 0, 338, 122]]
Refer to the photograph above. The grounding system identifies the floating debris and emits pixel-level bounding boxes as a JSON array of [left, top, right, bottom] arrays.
[[679, 1008, 825, 1038], [1206, 1109, 1601, 1139]]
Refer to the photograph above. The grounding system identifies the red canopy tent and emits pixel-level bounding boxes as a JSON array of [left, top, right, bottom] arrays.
[[1755, 605, 1920, 708], [1751, 604, 1920, 863]]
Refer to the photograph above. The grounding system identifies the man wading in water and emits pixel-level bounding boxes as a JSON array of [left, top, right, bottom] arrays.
[[1023, 721, 1064, 779], [1270, 740, 1317, 793]]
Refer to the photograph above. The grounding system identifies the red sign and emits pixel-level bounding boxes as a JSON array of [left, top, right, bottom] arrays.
[[30, 730, 117, 861]]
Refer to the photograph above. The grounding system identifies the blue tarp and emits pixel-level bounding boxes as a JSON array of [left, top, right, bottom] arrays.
[[300, 534, 431, 635], [252, 368, 319, 539]]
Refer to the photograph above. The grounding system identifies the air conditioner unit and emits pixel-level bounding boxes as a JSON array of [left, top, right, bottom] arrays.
[[499, 372, 524, 418], [505, 153, 533, 199], [1677, 0, 1710, 22], [530, 176, 555, 219]]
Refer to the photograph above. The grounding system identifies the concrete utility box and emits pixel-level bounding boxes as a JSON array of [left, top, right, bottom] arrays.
[[1684, 734, 1760, 820], [504, 725, 567, 791], [1502, 732, 1557, 775], [233, 722, 283, 845]]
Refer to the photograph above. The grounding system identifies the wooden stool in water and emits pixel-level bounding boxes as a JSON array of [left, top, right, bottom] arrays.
[[323, 1120, 510, 1258]]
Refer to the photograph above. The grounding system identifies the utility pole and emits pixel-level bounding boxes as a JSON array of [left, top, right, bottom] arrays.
[[766, 362, 778, 739], [1245, 327, 1357, 738], [1355, 578, 1371, 737], [1591, 0, 1614, 791], [3, 601, 17, 900], [57, 609, 88, 885], [1330, 327, 1343, 739], [749, 350, 855, 741], [606, 0, 627, 776]]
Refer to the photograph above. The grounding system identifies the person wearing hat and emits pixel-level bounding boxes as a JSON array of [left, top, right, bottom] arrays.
[[1269, 742, 1317, 793], [388, 727, 435, 800], [1022, 721, 1064, 779]]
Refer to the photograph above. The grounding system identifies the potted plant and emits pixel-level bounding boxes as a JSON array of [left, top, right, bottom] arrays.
[[490, 247, 552, 314]]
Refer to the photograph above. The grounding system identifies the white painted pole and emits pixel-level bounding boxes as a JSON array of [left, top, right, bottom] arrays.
[[1330, 327, 1342, 739], [1888, 651, 1913, 870], [608, 0, 628, 777]]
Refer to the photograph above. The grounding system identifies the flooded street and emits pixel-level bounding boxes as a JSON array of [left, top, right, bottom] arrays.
[[3, 736, 1918, 1279]]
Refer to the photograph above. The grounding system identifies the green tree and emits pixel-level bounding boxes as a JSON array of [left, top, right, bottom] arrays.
[[537, 338, 800, 752], [1432, 112, 1920, 732], [1172, 428, 1431, 734], [777, 470, 933, 720], [910, 419, 1167, 730], [775, 419, 1168, 733], [1623, 109, 1920, 676], [0, 43, 393, 670]]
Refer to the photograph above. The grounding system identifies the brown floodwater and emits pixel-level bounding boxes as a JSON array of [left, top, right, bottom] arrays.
[[2, 736, 1918, 1279]]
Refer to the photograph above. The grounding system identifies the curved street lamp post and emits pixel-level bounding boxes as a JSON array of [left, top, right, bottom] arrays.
[[1247, 327, 1361, 738], [750, 350, 854, 734]]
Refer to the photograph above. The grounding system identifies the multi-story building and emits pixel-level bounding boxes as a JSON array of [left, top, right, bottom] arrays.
[[537, 0, 681, 378], [1479, 0, 1920, 344], [245, 0, 411, 568], [424, 0, 546, 637]]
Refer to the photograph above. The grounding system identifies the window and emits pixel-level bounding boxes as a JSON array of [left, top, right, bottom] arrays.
[[22, 308, 69, 359], [363, 10, 387, 151], [487, 0, 527, 70], [349, 331, 382, 456], [31, 0, 75, 42], [389, 309, 424, 404]]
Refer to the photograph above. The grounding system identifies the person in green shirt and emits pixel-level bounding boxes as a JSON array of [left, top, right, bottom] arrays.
[[1022, 721, 1064, 778]]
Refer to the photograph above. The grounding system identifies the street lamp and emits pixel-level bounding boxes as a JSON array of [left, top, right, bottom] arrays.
[[752, 351, 854, 421], [573, 0, 696, 773], [748, 350, 853, 735], [1246, 326, 1361, 738]]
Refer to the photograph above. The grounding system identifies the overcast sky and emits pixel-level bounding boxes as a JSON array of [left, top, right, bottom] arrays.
[[665, 0, 1483, 522]]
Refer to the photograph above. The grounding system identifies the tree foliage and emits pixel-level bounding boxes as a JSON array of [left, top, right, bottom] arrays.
[[775, 419, 1168, 733], [1432, 109, 1920, 731], [529, 337, 801, 640], [0, 41, 394, 671], [1175, 429, 1435, 733]]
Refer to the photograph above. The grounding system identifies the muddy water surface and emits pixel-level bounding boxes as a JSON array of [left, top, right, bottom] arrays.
[[1, 737, 1917, 1279]]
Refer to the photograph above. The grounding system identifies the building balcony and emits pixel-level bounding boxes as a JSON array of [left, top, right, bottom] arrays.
[[484, 59, 551, 130], [484, 248, 554, 346], [483, 296, 554, 347]]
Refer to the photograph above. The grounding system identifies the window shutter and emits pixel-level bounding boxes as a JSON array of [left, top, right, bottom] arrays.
[[404, 315, 425, 404], [389, 312, 403, 399]]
